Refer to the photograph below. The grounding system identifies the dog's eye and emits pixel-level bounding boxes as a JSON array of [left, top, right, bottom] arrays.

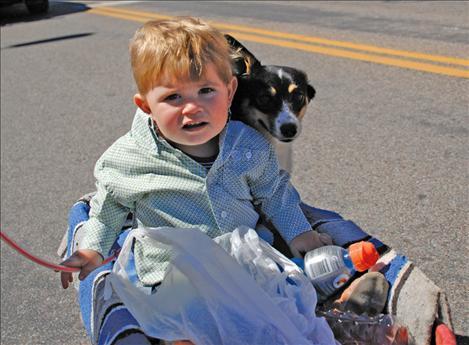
[[294, 91, 304, 99], [292, 92, 305, 102]]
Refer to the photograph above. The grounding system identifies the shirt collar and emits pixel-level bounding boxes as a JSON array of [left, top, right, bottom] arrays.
[[131, 108, 160, 154]]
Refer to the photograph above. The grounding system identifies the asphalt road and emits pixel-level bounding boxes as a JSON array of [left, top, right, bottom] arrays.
[[1, 1, 468, 344]]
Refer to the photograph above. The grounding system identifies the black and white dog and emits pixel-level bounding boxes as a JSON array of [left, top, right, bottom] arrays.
[[226, 35, 316, 172]]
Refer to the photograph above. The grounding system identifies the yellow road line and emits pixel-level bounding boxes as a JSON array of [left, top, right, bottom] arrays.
[[89, 6, 469, 67], [88, 6, 469, 79], [216, 23, 469, 68], [89, 7, 152, 22], [226, 31, 469, 79]]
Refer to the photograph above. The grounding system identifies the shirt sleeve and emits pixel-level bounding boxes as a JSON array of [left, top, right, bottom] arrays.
[[248, 143, 311, 244], [79, 179, 131, 257]]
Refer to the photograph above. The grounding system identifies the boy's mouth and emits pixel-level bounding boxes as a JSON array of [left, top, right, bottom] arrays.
[[182, 122, 208, 131]]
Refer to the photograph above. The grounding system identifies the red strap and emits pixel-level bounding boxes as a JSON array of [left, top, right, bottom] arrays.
[[0, 231, 118, 273]]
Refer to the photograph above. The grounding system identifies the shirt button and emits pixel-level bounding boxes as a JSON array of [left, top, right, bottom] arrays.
[[221, 211, 228, 218], [245, 151, 252, 159]]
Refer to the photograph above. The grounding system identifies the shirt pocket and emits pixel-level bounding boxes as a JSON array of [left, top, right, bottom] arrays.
[[220, 148, 262, 200]]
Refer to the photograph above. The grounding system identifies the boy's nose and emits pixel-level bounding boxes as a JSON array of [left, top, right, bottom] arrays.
[[181, 101, 202, 116]]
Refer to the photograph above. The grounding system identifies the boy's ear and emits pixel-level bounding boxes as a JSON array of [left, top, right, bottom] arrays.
[[227, 76, 238, 104], [133, 94, 151, 114]]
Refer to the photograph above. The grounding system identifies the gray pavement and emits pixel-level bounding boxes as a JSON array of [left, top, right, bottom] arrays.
[[1, 1, 468, 344]]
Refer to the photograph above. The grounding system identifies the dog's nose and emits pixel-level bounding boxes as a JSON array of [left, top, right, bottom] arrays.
[[280, 123, 297, 138]]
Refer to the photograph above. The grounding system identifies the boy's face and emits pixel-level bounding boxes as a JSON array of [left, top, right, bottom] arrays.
[[134, 63, 237, 157]]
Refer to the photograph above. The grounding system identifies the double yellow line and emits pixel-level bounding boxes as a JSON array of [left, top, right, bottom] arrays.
[[88, 5, 469, 79]]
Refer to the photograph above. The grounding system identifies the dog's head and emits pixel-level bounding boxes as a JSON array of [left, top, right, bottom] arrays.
[[226, 34, 316, 142]]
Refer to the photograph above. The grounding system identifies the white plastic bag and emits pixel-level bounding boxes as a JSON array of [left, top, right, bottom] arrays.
[[107, 226, 337, 345]]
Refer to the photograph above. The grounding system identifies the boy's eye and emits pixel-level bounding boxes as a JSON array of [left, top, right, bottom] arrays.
[[200, 87, 215, 94], [164, 93, 181, 101]]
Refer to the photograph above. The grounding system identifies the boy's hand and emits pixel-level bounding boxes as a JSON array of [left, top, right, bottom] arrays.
[[60, 249, 103, 289], [289, 230, 333, 258]]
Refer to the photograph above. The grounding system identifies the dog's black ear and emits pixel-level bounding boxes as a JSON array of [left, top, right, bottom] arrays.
[[225, 34, 261, 76], [306, 84, 316, 102]]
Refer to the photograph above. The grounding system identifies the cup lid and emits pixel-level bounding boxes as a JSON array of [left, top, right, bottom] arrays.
[[348, 241, 379, 272]]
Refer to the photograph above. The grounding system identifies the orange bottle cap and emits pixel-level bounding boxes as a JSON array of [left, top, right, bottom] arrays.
[[348, 241, 379, 272]]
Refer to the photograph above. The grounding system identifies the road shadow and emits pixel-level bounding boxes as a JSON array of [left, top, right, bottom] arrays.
[[0, 1, 90, 26], [457, 334, 469, 345], [5, 32, 93, 48]]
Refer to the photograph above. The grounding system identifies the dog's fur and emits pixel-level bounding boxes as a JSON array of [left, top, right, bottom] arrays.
[[226, 34, 315, 172]]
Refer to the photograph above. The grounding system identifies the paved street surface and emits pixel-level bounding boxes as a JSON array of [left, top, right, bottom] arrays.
[[1, 1, 468, 344]]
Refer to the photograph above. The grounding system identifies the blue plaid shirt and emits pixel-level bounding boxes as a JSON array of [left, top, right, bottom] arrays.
[[80, 109, 311, 285]]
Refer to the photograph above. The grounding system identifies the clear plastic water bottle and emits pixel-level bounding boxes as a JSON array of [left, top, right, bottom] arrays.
[[317, 309, 409, 345], [293, 241, 379, 301]]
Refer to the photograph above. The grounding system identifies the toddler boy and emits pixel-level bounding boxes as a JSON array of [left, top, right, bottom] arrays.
[[61, 17, 331, 291]]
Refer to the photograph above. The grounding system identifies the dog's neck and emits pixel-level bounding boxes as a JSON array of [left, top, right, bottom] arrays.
[[270, 139, 293, 174]]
